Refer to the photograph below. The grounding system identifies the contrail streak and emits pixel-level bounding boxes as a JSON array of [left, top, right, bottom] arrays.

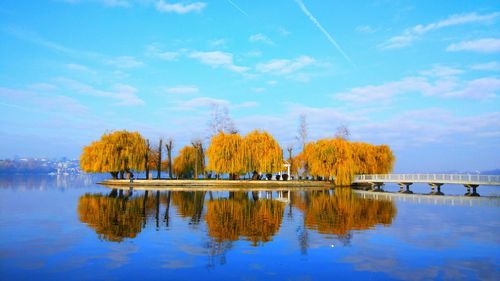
[[226, 0, 248, 17], [294, 0, 352, 64]]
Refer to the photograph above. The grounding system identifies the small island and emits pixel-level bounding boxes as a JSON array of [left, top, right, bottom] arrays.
[[81, 128, 394, 188]]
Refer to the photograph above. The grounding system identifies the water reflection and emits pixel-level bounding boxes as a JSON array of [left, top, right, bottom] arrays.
[[77, 188, 396, 246], [205, 193, 285, 245], [296, 188, 396, 236]]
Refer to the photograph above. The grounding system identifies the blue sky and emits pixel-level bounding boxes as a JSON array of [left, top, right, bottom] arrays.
[[1, 0, 499, 172]]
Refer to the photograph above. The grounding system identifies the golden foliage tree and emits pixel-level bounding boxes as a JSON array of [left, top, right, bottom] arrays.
[[293, 138, 395, 185], [242, 130, 283, 174], [206, 132, 245, 178], [300, 138, 356, 185], [80, 130, 148, 179], [172, 145, 204, 178]]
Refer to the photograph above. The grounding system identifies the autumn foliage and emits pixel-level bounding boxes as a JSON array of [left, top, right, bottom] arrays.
[[172, 146, 204, 179], [206, 131, 283, 177], [80, 130, 147, 179], [293, 138, 395, 185], [80, 129, 394, 184]]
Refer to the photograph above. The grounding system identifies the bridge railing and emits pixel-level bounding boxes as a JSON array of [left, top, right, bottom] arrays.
[[354, 174, 500, 184]]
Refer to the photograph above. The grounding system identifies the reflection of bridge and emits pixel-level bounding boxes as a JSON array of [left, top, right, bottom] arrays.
[[355, 190, 500, 207], [353, 174, 500, 196]]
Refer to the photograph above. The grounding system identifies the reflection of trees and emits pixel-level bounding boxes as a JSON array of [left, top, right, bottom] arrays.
[[205, 193, 285, 246], [297, 188, 396, 237], [78, 190, 158, 242], [171, 191, 206, 225]]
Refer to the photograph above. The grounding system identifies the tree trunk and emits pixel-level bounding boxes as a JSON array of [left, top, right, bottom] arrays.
[[145, 139, 150, 180], [157, 138, 162, 180], [166, 139, 173, 179]]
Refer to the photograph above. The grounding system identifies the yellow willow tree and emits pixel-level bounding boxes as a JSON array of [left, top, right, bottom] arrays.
[[206, 132, 245, 179], [374, 144, 395, 174], [172, 146, 203, 179], [350, 142, 378, 174], [242, 130, 283, 175], [306, 138, 356, 185], [80, 130, 148, 179]]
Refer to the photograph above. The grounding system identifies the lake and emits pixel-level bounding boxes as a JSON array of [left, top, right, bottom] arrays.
[[0, 175, 499, 280]]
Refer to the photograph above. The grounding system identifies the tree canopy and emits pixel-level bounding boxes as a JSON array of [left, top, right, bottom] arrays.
[[172, 145, 204, 179], [242, 130, 283, 174], [80, 130, 147, 178], [206, 132, 245, 177]]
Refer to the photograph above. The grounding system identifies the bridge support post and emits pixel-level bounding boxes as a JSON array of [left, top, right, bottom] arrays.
[[371, 182, 384, 192], [464, 184, 480, 197], [429, 183, 444, 195], [398, 182, 413, 194]]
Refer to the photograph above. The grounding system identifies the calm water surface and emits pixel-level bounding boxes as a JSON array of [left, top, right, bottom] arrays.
[[0, 175, 499, 280]]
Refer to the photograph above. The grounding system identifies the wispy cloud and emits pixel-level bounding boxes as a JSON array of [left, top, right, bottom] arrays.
[[62, 0, 130, 8], [106, 56, 144, 68], [209, 38, 227, 48], [146, 44, 180, 60], [155, 1, 206, 14], [0, 87, 88, 114], [249, 33, 274, 45], [4, 26, 99, 59], [334, 66, 499, 102], [294, 0, 352, 63], [173, 97, 256, 111], [226, 0, 248, 16], [66, 63, 94, 74], [56, 78, 144, 106], [380, 12, 500, 49], [256, 56, 315, 75], [165, 85, 199, 94], [189, 51, 249, 73], [356, 25, 376, 34], [446, 38, 500, 53], [470, 61, 500, 71]]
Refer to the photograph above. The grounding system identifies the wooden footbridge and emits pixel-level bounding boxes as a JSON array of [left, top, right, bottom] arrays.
[[353, 174, 500, 196]]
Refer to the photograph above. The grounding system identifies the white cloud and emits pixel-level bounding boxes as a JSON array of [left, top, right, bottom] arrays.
[[442, 77, 500, 99], [155, 1, 206, 14], [470, 61, 500, 71], [446, 38, 500, 53], [252, 87, 265, 93], [173, 97, 256, 111], [189, 51, 249, 73], [146, 44, 179, 61], [106, 56, 144, 68], [209, 39, 227, 47], [62, 0, 130, 8], [356, 25, 376, 33], [0, 87, 87, 114], [256, 56, 315, 75], [380, 12, 500, 49], [420, 65, 463, 77], [277, 27, 290, 36], [334, 66, 499, 102], [165, 85, 199, 94], [66, 63, 93, 73], [56, 78, 144, 106], [249, 33, 274, 45]]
